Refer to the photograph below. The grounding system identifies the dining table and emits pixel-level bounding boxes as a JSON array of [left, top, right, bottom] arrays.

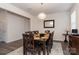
[[33, 33, 49, 55]]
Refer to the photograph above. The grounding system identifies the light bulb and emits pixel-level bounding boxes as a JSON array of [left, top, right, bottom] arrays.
[[38, 12, 46, 19]]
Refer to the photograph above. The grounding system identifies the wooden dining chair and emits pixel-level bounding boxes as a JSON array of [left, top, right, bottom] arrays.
[[23, 31, 41, 55], [45, 31, 54, 54], [45, 33, 51, 55], [33, 31, 39, 34], [40, 33, 51, 55], [45, 30, 50, 33], [23, 32, 37, 55], [51, 31, 54, 48]]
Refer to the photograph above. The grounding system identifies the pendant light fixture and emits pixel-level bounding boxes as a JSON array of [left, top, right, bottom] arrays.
[[38, 3, 46, 19]]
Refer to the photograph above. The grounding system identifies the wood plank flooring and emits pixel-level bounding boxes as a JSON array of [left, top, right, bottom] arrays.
[[0, 39, 70, 55], [0, 40, 23, 55]]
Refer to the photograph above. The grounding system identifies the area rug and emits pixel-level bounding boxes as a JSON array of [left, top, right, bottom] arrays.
[[7, 42, 63, 55]]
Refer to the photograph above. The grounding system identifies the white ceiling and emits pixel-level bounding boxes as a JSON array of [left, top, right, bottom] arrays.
[[12, 3, 74, 15]]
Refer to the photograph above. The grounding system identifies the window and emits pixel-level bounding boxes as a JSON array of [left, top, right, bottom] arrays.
[[71, 10, 77, 29]]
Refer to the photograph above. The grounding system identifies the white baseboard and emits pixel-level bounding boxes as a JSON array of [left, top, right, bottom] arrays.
[[53, 39, 64, 42], [5, 39, 22, 43]]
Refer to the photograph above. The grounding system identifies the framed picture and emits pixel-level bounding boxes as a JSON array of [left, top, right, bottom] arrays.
[[44, 20, 55, 28]]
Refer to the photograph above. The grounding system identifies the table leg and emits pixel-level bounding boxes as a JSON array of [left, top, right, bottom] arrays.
[[38, 48, 41, 55], [64, 35, 68, 43], [43, 41, 46, 55]]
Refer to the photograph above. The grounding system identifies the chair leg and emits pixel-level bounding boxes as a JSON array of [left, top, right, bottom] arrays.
[[47, 48, 49, 55], [31, 52, 35, 55], [25, 51, 27, 55], [43, 49, 45, 55], [38, 50, 41, 55], [23, 50, 25, 55], [43, 41, 46, 55], [23, 47, 27, 55], [24, 50, 27, 55], [49, 49, 51, 53]]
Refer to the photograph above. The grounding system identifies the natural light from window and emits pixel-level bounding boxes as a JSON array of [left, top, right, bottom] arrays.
[[71, 10, 77, 29]]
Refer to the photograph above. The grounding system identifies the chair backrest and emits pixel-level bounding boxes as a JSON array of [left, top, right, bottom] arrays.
[[25, 31, 32, 34], [33, 31, 39, 34], [48, 31, 54, 39], [47, 31, 54, 48], [45, 30, 50, 34], [23, 32, 34, 49], [50, 31, 54, 41]]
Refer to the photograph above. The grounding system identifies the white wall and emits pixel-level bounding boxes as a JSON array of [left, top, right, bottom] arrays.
[[0, 9, 7, 41], [0, 3, 36, 30], [0, 3, 71, 42], [6, 12, 30, 43], [0, 9, 31, 43], [0, 4, 36, 43], [0, 3, 33, 19], [31, 12, 70, 41], [24, 19, 30, 32], [70, 4, 79, 33]]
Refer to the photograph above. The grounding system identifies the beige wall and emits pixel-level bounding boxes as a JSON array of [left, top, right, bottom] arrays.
[[6, 12, 30, 43], [31, 12, 70, 41], [70, 4, 79, 33], [0, 9, 7, 41], [0, 9, 31, 43], [0, 3, 72, 42], [0, 4, 36, 43], [0, 3, 33, 18]]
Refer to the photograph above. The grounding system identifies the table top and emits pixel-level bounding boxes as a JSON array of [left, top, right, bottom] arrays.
[[34, 33, 49, 41]]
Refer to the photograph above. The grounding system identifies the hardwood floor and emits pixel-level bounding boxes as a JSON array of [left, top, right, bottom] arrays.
[[0, 39, 70, 55], [0, 40, 23, 55]]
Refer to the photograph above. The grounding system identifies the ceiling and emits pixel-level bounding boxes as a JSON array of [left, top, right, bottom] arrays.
[[12, 3, 74, 15]]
